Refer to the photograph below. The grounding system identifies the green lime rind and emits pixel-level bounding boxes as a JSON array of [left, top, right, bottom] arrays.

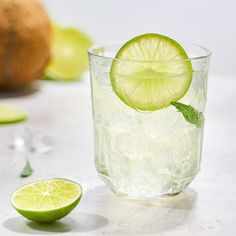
[[44, 26, 93, 81], [43, 74, 81, 82], [0, 104, 28, 125], [110, 33, 193, 111], [11, 178, 82, 223]]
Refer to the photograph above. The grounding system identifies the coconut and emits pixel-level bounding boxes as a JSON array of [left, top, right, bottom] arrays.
[[0, 0, 51, 90]]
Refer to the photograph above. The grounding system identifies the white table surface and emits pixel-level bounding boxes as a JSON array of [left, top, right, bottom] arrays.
[[0, 75, 235, 236]]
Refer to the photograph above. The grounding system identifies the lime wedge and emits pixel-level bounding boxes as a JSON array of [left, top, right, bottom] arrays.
[[11, 178, 82, 223], [0, 104, 27, 124], [45, 26, 93, 81], [110, 34, 192, 111]]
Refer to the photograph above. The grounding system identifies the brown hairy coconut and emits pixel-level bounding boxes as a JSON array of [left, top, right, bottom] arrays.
[[0, 0, 51, 90]]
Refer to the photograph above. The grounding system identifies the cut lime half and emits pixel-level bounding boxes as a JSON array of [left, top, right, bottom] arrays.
[[45, 26, 93, 81], [110, 34, 192, 111], [0, 104, 27, 124], [11, 178, 82, 223]]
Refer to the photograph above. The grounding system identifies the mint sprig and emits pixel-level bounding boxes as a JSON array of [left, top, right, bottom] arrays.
[[20, 160, 33, 177], [171, 102, 204, 128]]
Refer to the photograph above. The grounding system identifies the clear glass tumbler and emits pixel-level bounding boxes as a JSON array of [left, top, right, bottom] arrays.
[[88, 43, 211, 200]]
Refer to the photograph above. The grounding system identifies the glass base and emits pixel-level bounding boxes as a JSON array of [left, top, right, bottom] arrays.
[[98, 172, 195, 201], [112, 189, 183, 201]]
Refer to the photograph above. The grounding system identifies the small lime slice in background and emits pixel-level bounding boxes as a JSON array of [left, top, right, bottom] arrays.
[[0, 104, 27, 124], [44, 26, 93, 81], [110, 33, 192, 111], [11, 178, 82, 223]]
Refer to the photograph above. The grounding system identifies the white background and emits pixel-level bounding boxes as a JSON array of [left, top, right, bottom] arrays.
[[1, 1, 236, 235], [40, 0, 236, 76]]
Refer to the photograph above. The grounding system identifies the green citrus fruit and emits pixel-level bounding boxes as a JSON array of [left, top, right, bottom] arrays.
[[0, 104, 27, 124], [45, 26, 93, 81], [11, 178, 82, 223], [110, 34, 192, 111]]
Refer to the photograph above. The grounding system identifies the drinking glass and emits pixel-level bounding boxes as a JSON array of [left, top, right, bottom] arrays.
[[88, 44, 211, 200]]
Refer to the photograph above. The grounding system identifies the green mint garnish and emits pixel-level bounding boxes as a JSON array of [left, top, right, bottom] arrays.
[[171, 102, 204, 128], [20, 160, 33, 177]]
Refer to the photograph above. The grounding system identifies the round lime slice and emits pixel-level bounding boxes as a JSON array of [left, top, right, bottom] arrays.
[[110, 34, 192, 111], [45, 26, 93, 81], [0, 104, 27, 124], [11, 178, 82, 223]]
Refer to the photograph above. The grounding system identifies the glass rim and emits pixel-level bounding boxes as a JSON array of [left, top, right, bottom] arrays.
[[88, 43, 211, 63]]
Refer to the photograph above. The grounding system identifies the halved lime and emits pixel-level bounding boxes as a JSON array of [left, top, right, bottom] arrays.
[[110, 34, 192, 111], [0, 104, 27, 124], [45, 26, 93, 81], [11, 178, 82, 223]]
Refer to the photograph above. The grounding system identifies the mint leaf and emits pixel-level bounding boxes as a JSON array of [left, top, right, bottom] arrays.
[[20, 160, 33, 177], [171, 102, 204, 128]]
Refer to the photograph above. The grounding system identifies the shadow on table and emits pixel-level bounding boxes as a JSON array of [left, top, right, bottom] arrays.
[[3, 212, 108, 234], [0, 84, 39, 98], [83, 185, 198, 235], [3, 186, 197, 235]]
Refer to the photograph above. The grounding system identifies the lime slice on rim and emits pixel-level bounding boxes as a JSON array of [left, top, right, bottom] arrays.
[[110, 34, 192, 111], [45, 26, 93, 81], [11, 178, 82, 223], [0, 104, 27, 124]]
